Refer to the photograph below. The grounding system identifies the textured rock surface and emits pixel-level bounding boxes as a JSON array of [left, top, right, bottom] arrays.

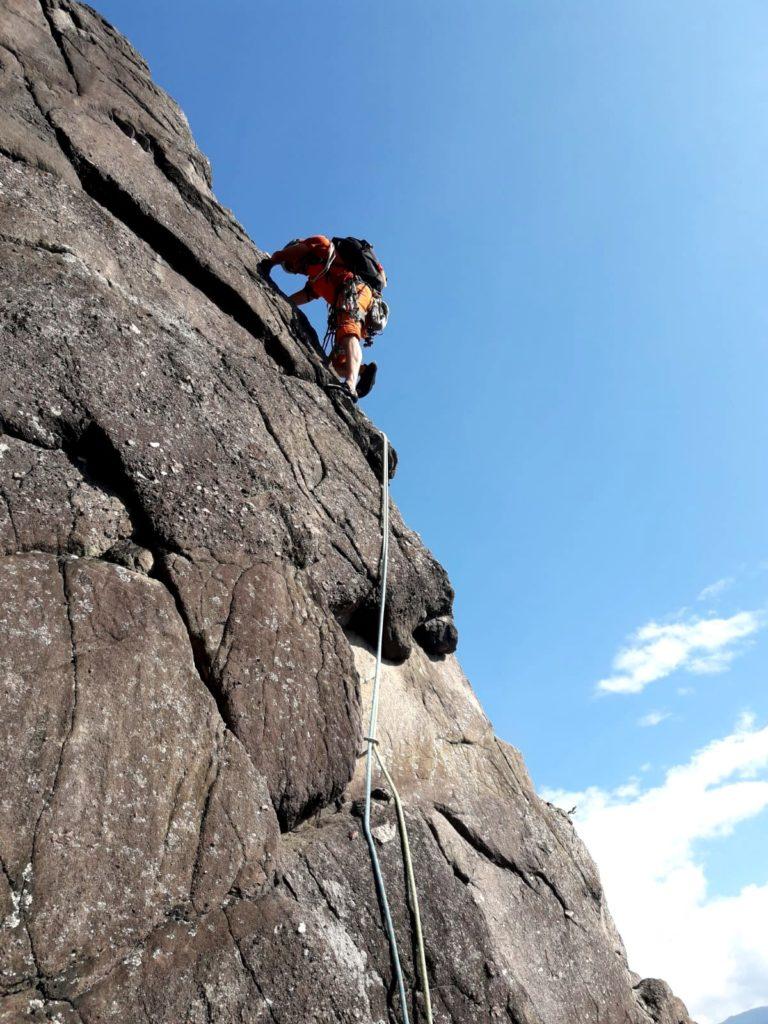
[[0, 3, 695, 1022]]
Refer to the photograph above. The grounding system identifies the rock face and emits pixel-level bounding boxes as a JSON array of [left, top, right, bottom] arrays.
[[0, 3, 695, 1022]]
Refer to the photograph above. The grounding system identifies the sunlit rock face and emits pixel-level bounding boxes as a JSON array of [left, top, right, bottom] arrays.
[[0, 3, 695, 1021]]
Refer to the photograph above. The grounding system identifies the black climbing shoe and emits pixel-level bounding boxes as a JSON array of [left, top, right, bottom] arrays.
[[356, 362, 378, 399], [325, 381, 358, 404]]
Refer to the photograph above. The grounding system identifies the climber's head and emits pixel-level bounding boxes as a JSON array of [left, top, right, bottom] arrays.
[[277, 239, 307, 274]]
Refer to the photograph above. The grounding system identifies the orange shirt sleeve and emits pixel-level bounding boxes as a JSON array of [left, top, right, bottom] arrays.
[[270, 235, 332, 270], [269, 239, 311, 268]]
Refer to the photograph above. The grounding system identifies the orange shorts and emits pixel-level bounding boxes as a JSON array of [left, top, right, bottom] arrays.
[[331, 283, 373, 374]]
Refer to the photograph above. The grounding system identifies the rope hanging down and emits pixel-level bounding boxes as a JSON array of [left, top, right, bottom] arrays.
[[362, 433, 434, 1024]]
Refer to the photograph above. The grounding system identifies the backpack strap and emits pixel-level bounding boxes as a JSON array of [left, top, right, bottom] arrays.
[[308, 240, 336, 284]]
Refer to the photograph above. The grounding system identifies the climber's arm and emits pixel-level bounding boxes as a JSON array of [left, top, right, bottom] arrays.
[[260, 238, 312, 276], [287, 284, 316, 306], [259, 239, 322, 304]]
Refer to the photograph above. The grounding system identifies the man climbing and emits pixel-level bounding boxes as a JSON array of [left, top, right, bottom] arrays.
[[260, 235, 388, 402]]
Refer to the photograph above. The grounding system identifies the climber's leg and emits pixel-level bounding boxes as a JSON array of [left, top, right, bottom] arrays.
[[332, 333, 363, 395]]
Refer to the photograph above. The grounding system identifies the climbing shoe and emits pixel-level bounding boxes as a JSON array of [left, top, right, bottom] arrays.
[[356, 362, 378, 399], [325, 381, 358, 404]]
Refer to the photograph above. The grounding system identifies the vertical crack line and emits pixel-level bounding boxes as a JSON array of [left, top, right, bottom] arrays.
[[0, 487, 20, 549], [157, 761, 190, 885], [22, 559, 80, 990], [150, 557, 233, 733], [37, 0, 82, 97], [0, 851, 39, 993], [223, 907, 281, 1024], [48, 561, 81, 798], [301, 854, 343, 922], [189, 734, 221, 905], [211, 566, 248, 675], [492, 738, 533, 806]]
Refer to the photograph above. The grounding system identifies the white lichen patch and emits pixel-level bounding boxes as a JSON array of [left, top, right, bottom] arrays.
[[371, 822, 396, 845], [3, 889, 21, 930], [317, 915, 370, 1009], [123, 950, 143, 969]]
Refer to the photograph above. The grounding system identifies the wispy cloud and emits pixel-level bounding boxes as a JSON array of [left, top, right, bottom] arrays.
[[638, 710, 670, 727], [543, 715, 768, 1023], [597, 612, 761, 695], [697, 577, 735, 602]]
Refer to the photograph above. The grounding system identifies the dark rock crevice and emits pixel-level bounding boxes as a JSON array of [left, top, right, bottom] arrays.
[[150, 557, 234, 728], [0, 414, 69, 454], [529, 869, 576, 924], [0, 143, 32, 168], [53, 421, 185, 564], [188, 737, 223, 901], [22, 71, 306, 381], [505, 982, 548, 1024], [425, 815, 473, 887], [0, 487, 20, 549], [109, 110, 226, 238], [38, 0, 82, 96], [114, 75, 182, 140], [9, 417, 240, 740], [434, 805, 541, 900]]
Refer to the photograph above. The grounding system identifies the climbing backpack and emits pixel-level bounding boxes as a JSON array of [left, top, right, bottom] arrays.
[[331, 237, 387, 294]]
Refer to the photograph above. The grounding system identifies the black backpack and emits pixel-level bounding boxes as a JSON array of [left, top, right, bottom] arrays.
[[332, 237, 386, 293]]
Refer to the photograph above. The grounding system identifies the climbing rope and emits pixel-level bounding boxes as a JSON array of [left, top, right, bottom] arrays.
[[362, 432, 434, 1024], [374, 750, 433, 1024]]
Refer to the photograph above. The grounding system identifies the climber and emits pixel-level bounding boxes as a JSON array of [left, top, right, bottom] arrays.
[[259, 235, 388, 402]]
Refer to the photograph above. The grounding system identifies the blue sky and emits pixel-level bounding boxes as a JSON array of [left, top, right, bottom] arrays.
[[94, 2, 768, 1018]]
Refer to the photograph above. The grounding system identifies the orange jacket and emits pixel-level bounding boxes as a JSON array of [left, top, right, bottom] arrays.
[[269, 235, 355, 307]]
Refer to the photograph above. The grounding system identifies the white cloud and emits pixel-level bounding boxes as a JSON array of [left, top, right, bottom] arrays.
[[638, 710, 670, 727], [597, 611, 761, 694], [544, 716, 768, 1023], [737, 709, 757, 732], [698, 577, 735, 602]]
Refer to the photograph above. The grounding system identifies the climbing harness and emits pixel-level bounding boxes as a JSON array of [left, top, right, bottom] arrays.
[[362, 433, 433, 1024], [322, 279, 366, 354], [322, 282, 388, 364]]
